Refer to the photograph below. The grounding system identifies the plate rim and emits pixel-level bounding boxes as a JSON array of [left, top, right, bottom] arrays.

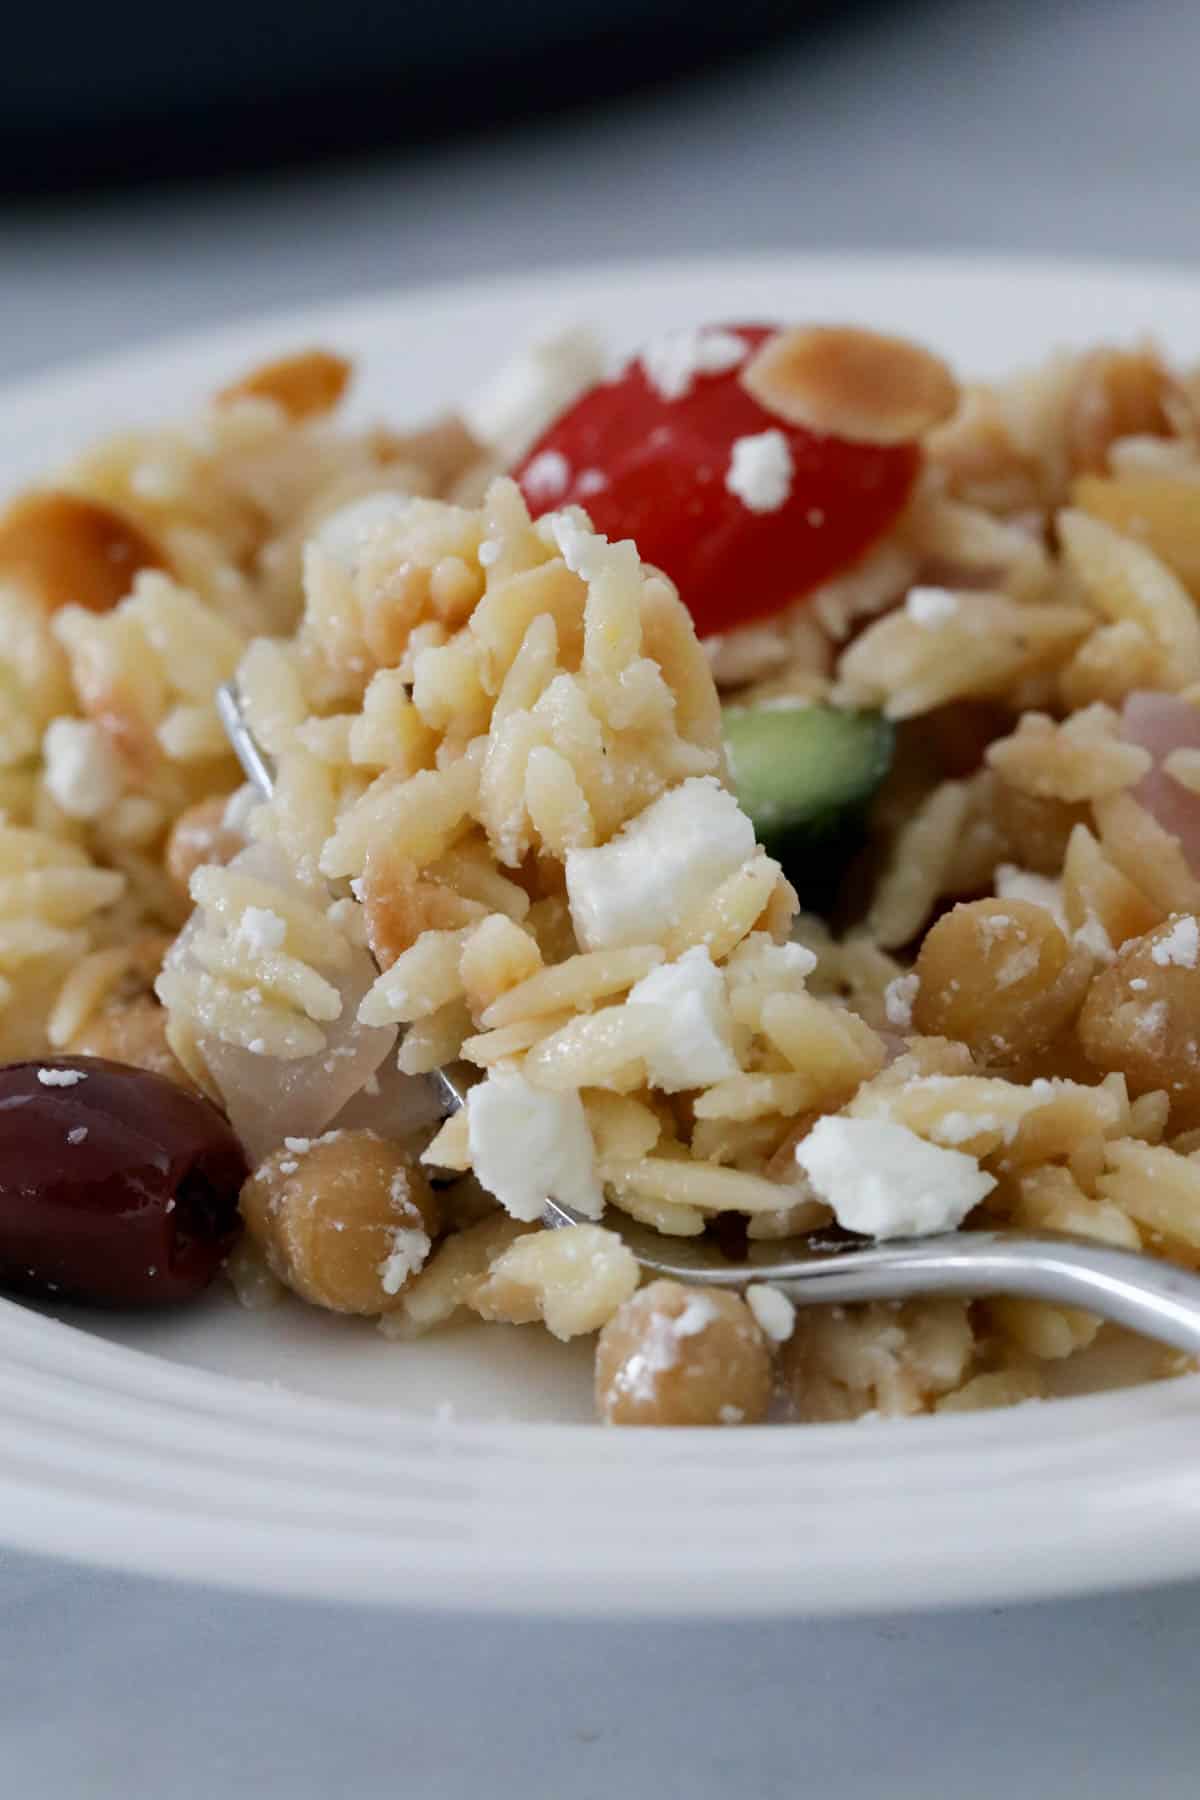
[[6, 246, 1200, 1619]]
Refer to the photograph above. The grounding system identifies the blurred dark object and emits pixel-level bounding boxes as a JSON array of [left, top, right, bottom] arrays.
[[1, 0, 799, 196]]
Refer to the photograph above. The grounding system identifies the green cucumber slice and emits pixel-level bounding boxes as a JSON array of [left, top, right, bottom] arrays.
[[723, 701, 894, 901]]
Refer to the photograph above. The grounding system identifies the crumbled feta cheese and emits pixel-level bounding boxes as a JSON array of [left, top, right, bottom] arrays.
[[746, 1283, 796, 1342], [1129, 977, 1149, 992], [237, 907, 287, 954], [546, 509, 612, 583], [638, 327, 746, 402], [247, 1038, 267, 1055], [41, 718, 124, 820], [795, 1116, 995, 1239], [718, 1404, 745, 1424], [884, 972, 920, 1030], [1073, 912, 1114, 961], [462, 326, 605, 464], [284, 1137, 312, 1154], [1151, 916, 1200, 969], [378, 1226, 433, 1295], [37, 1067, 86, 1088], [977, 912, 1013, 944], [672, 1292, 721, 1337], [994, 865, 1069, 931], [626, 947, 739, 1091], [466, 1069, 603, 1222], [725, 430, 794, 513], [521, 448, 571, 502], [315, 493, 413, 571], [766, 940, 819, 980], [67, 1126, 88, 1145], [565, 777, 757, 951], [904, 586, 960, 626]]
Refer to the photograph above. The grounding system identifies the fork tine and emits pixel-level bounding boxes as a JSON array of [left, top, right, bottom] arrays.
[[216, 681, 276, 797]]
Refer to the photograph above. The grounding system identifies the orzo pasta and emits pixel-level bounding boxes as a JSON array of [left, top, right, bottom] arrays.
[[6, 323, 1200, 1423]]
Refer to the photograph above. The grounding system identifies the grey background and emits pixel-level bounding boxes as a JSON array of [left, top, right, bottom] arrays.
[[4, 0, 1200, 1792]]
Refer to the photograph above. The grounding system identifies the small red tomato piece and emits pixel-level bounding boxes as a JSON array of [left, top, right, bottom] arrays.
[[514, 324, 920, 639], [0, 1058, 246, 1308]]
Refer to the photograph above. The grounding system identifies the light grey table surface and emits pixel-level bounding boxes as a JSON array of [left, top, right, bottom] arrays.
[[5, 0, 1200, 1793]]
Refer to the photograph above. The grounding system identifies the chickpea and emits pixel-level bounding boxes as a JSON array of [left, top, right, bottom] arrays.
[[594, 1280, 771, 1427], [165, 796, 245, 895], [239, 1129, 440, 1315], [990, 781, 1088, 876], [1078, 915, 1200, 1125], [69, 994, 193, 1090], [912, 898, 1090, 1067]]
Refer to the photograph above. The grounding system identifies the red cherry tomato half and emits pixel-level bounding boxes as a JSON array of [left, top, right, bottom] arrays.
[[514, 324, 921, 639]]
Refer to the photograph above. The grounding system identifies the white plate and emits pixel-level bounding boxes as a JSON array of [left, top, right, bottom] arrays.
[[5, 251, 1200, 1619]]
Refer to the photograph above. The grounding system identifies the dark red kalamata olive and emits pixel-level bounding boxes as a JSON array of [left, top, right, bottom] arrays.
[[0, 1058, 247, 1308]]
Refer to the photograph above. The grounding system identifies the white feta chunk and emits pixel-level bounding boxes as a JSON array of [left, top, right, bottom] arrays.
[[37, 1067, 86, 1088], [466, 1069, 603, 1222], [731, 936, 817, 984], [41, 718, 124, 820], [626, 946, 739, 1092], [462, 327, 604, 464], [1151, 915, 1200, 968], [378, 1226, 433, 1296], [672, 1292, 721, 1337], [565, 777, 757, 951], [795, 1116, 994, 1240], [639, 327, 746, 402], [884, 971, 920, 1030], [725, 430, 793, 513], [745, 1283, 796, 1342], [546, 509, 611, 583], [521, 448, 571, 502]]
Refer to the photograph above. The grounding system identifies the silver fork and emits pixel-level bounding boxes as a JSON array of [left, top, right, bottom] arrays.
[[217, 680, 1200, 1355]]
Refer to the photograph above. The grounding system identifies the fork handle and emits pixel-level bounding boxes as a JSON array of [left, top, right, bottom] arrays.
[[768, 1231, 1200, 1356]]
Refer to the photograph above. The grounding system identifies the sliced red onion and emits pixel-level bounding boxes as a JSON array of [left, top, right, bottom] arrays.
[[165, 843, 398, 1165], [329, 1051, 448, 1144], [1122, 691, 1200, 874]]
